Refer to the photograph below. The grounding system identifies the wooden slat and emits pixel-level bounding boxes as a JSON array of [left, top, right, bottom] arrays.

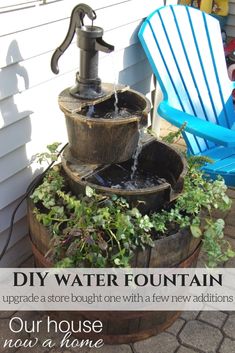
[[0, 145, 31, 183], [94, 0, 161, 33], [110, 59, 152, 87], [0, 137, 50, 184], [0, 0, 41, 7], [0, 94, 31, 129], [230, 3, 235, 14], [0, 117, 32, 158], [227, 14, 235, 25], [226, 26, 235, 37], [205, 146, 235, 160], [0, 198, 26, 234], [0, 167, 34, 210], [212, 158, 235, 172], [0, 217, 28, 254], [0, 0, 132, 36], [132, 76, 155, 96], [0, 0, 41, 11], [0, 236, 32, 267]]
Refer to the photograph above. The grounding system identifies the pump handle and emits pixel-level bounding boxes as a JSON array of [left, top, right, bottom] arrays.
[[51, 3, 96, 74]]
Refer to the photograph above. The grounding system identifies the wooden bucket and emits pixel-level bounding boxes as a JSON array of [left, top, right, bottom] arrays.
[[61, 137, 187, 214], [59, 88, 150, 164], [28, 199, 201, 344]]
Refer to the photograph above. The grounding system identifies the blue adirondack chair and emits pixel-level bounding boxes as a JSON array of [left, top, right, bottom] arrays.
[[138, 5, 235, 186]]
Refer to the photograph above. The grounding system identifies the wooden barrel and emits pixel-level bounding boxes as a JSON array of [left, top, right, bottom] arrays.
[[27, 199, 201, 344], [49, 243, 200, 345]]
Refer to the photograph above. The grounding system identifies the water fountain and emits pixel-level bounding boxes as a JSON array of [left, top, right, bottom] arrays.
[[28, 3, 200, 344], [49, 3, 187, 213]]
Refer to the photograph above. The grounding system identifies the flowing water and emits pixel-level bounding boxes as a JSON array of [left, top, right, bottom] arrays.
[[81, 98, 134, 119], [111, 174, 167, 190], [103, 86, 121, 118], [86, 105, 95, 117], [131, 128, 144, 180], [113, 84, 119, 115], [112, 52, 119, 116], [83, 106, 133, 119]]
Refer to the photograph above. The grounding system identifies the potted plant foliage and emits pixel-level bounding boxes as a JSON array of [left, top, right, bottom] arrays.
[[28, 138, 234, 269], [27, 136, 235, 344]]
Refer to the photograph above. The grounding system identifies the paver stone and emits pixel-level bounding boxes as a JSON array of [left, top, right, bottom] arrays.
[[179, 320, 223, 353], [134, 332, 179, 353]]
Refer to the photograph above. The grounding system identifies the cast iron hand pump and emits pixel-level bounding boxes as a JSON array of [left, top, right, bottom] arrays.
[[51, 3, 114, 99]]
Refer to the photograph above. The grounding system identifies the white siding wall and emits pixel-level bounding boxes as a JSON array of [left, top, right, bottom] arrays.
[[226, 0, 235, 37], [0, 0, 165, 267]]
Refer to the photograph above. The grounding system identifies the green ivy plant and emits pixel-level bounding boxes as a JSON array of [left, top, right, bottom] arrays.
[[33, 142, 62, 165], [30, 142, 235, 268], [151, 155, 233, 267], [32, 169, 154, 268]]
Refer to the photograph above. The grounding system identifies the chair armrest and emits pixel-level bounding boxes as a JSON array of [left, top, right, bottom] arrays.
[[158, 101, 235, 147]]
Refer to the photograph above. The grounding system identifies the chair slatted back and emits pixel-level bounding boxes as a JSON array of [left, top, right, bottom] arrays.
[[139, 5, 235, 154]]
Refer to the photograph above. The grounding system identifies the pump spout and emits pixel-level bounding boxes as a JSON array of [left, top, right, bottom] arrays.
[[95, 37, 114, 53]]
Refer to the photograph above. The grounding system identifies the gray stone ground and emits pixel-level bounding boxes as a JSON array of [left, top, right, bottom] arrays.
[[0, 190, 235, 353]]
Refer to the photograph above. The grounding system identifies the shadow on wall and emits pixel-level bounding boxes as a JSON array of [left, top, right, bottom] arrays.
[[0, 40, 32, 129], [117, 22, 154, 127], [0, 40, 34, 265], [118, 22, 152, 96]]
